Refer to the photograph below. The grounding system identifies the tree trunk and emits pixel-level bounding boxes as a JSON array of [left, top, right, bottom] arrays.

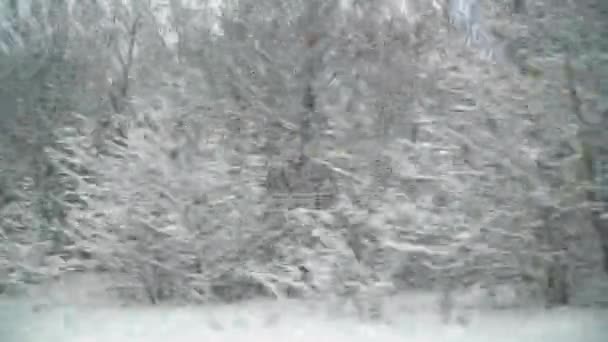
[[544, 258, 570, 308], [591, 209, 608, 274], [513, 0, 526, 14]]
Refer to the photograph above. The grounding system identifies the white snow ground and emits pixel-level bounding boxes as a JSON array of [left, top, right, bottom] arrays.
[[2, 297, 607, 342]]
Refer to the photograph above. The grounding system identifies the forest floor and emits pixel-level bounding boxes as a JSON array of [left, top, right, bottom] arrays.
[[1, 272, 607, 342]]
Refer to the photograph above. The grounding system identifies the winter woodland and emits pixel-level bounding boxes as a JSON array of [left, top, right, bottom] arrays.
[[1, 0, 608, 337]]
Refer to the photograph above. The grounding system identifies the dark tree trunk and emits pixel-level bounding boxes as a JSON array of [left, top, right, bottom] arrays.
[[545, 259, 570, 308], [591, 210, 608, 274], [513, 0, 526, 14], [585, 185, 608, 274]]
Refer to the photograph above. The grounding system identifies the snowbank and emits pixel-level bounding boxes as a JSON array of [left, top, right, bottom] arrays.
[[1, 297, 606, 342]]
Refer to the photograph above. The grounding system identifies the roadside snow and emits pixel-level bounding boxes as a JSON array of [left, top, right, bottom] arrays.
[[1, 297, 606, 342]]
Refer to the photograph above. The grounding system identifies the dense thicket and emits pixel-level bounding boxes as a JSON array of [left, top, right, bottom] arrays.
[[1, 0, 607, 318]]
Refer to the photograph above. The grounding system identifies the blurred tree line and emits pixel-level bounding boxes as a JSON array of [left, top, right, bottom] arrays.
[[0, 0, 607, 317]]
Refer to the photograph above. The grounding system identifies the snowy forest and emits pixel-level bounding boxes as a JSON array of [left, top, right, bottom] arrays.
[[1, 0, 608, 340]]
